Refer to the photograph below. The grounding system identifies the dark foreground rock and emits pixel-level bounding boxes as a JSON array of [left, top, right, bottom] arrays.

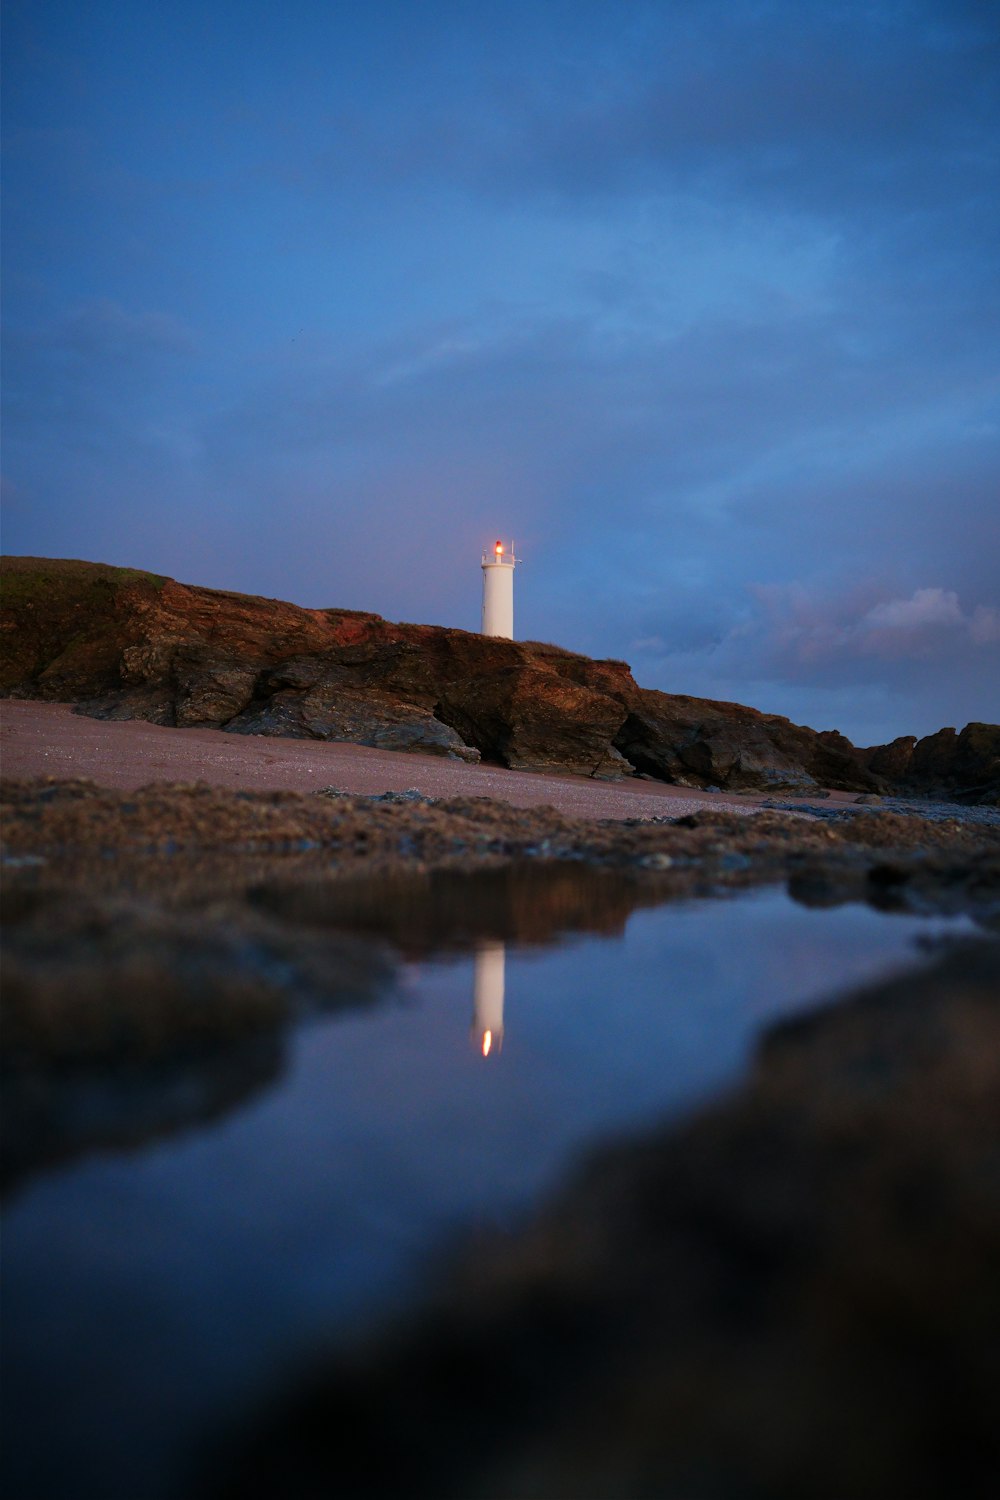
[[205, 937, 1000, 1500], [5, 556, 996, 799]]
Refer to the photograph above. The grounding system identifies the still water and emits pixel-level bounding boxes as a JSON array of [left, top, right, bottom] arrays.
[[2, 878, 978, 1500]]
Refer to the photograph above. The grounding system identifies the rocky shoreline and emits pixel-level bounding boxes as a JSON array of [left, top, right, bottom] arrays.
[[4, 557, 997, 802]]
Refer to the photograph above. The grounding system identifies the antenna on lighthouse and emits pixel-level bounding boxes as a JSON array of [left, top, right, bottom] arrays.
[[480, 538, 519, 638]]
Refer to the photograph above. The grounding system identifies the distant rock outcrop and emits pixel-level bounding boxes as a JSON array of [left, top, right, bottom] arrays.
[[2, 557, 996, 801], [858, 722, 1000, 805]]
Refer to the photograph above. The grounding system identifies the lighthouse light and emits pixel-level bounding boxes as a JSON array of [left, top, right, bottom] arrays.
[[494, 541, 503, 555]]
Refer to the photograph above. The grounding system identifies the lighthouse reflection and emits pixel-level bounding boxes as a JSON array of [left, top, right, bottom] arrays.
[[472, 941, 505, 1057]]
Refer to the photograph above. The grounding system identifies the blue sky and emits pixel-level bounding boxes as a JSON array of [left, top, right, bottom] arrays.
[[3, 0, 998, 744]]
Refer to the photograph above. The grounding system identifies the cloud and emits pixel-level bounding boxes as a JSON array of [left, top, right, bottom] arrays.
[[970, 604, 1000, 646], [744, 583, 1000, 669], [862, 588, 964, 633], [857, 588, 1000, 658], [625, 579, 999, 741]]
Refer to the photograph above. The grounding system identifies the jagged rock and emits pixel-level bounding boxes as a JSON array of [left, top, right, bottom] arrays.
[[681, 727, 819, 792], [913, 724, 1000, 804], [805, 729, 884, 792], [174, 650, 260, 727], [912, 726, 959, 780], [957, 722, 1000, 772], [864, 734, 917, 779], [864, 724, 1000, 804]]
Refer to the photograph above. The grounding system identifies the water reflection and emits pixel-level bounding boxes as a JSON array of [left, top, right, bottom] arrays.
[[247, 861, 662, 954], [1, 1036, 283, 1199], [473, 941, 505, 1057], [1, 885, 978, 1500]]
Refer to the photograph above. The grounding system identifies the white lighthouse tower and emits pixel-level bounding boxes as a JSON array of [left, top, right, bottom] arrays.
[[481, 540, 518, 639]]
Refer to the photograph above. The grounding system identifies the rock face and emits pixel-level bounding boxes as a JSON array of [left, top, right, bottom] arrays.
[[2, 557, 996, 799], [438, 666, 630, 779], [858, 723, 1000, 805], [612, 691, 884, 794], [865, 734, 918, 779]]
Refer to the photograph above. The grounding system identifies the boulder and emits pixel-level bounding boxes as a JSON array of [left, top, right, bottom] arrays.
[[798, 731, 885, 794], [227, 686, 480, 762], [614, 691, 820, 793]]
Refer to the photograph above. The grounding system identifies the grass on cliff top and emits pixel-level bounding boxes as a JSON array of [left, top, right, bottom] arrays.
[[0, 557, 169, 608], [0, 559, 172, 692]]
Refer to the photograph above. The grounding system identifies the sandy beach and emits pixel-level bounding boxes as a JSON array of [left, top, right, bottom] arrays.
[[0, 699, 874, 819]]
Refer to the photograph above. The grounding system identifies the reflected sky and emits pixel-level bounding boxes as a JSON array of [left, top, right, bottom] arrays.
[[2, 888, 978, 1500]]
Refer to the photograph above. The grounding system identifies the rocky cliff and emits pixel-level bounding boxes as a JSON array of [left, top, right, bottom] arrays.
[[2, 557, 997, 800]]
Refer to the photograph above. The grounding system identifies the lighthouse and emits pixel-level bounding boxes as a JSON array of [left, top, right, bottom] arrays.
[[481, 539, 517, 638]]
